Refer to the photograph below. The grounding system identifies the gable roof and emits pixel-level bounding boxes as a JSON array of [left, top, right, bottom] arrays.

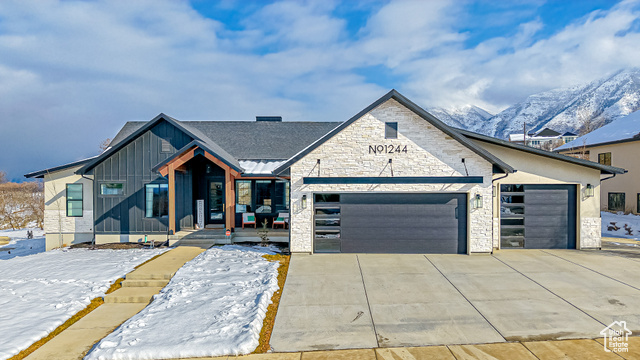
[[535, 128, 561, 137], [110, 120, 342, 160], [76, 113, 204, 175], [457, 128, 626, 174], [151, 139, 243, 174], [556, 110, 640, 151], [273, 89, 515, 175]]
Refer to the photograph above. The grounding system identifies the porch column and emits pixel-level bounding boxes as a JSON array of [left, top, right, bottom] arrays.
[[168, 162, 176, 234], [225, 171, 236, 230]]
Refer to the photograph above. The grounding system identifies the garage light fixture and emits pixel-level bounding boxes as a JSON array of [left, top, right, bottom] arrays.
[[585, 184, 594, 198], [302, 194, 307, 209], [473, 194, 483, 209]]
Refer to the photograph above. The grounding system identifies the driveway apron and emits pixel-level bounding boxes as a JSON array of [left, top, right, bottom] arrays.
[[427, 253, 606, 341], [270, 254, 377, 352]]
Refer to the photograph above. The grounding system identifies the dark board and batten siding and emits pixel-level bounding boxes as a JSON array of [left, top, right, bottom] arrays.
[[93, 120, 193, 234]]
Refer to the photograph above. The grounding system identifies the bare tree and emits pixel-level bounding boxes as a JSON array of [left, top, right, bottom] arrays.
[[576, 106, 596, 136], [99, 138, 112, 153]]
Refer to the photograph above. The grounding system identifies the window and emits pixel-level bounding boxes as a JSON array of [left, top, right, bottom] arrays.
[[608, 192, 625, 212], [66, 184, 83, 217], [275, 180, 290, 211], [160, 138, 172, 153], [145, 183, 169, 218], [637, 193, 640, 213], [100, 183, 124, 196], [315, 194, 340, 203], [598, 152, 611, 166], [255, 180, 272, 213], [385, 122, 398, 139], [235, 180, 252, 212]]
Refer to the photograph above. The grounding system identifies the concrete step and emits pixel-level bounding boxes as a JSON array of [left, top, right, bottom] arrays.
[[103, 287, 164, 303], [121, 279, 170, 288], [126, 272, 174, 280]]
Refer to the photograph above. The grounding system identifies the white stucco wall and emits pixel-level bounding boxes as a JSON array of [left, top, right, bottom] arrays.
[[43, 166, 94, 250], [289, 99, 494, 253]]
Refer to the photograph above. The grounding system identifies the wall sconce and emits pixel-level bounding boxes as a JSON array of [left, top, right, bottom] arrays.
[[585, 184, 594, 198], [301, 194, 307, 209], [473, 194, 483, 209]]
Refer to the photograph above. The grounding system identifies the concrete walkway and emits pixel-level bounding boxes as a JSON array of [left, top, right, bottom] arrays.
[[272, 250, 640, 352], [182, 337, 640, 359], [24, 246, 205, 360]]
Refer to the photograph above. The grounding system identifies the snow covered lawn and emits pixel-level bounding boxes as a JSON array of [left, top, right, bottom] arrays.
[[86, 245, 281, 360], [0, 247, 166, 360], [0, 227, 45, 260], [601, 211, 640, 240]]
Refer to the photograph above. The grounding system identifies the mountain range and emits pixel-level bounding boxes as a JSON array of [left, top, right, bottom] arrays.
[[427, 68, 640, 139]]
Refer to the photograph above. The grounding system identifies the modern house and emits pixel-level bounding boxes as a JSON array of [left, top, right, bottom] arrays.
[[556, 110, 640, 214], [508, 128, 577, 149], [26, 90, 624, 253]]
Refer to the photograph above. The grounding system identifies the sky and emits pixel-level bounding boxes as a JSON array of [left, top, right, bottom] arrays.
[[1, 0, 639, 181]]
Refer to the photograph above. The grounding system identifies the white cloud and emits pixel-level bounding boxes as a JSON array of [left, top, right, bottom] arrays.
[[0, 0, 639, 180]]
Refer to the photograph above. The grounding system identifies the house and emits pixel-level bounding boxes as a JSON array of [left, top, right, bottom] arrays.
[[556, 110, 640, 214], [508, 128, 577, 150], [26, 90, 624, 253]]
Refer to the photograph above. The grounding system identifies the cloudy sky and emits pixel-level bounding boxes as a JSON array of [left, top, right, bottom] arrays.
[[1, 0, 639, 181]]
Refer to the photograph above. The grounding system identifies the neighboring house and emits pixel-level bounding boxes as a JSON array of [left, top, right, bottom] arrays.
[[557, 110, 640, 214], [26, 90, 624, 253], [508, 128, 577, 150]]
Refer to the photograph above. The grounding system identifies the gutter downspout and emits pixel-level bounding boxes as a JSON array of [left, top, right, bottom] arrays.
[[80, 174, 96, 249], [601, 173, 617, 182]]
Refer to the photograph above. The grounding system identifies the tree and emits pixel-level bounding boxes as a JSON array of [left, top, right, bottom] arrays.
[[0, 171, 7, 184], [99, 138, 112, 153], [576, 106, 597, 136]]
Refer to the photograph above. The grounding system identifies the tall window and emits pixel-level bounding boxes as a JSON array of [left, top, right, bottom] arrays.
[[385, 122, 398, 139], [255, 180, 272, 213], [145, 183, 169, 218], [66, 184, 83, 217], [608, 192, 625, 212], [275, 180, 290, 211], [235, 180, 252, 212], [598, 152, 612, 166]]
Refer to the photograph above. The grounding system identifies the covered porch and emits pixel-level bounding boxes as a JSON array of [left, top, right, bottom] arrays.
[[154, 140, 290, 237]]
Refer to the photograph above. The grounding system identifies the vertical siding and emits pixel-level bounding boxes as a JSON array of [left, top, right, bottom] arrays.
[[94, 120, 193, 234]]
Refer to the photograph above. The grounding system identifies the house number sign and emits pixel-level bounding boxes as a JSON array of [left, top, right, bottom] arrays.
[[368, 145, 408, 154]]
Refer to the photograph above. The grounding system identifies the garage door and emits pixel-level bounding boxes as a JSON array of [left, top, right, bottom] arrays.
[[500, 184, 577, 249], [314, 193, 467, 254]]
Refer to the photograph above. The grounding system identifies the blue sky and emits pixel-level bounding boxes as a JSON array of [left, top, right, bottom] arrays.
[[0, 0, 639, 181]]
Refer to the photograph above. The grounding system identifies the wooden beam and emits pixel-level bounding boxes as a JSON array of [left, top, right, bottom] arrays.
[[203, 152, 241, 178], [229, 173, 235, 229], [224, 170, 234, 230], [158, 149, 195, 177], [168, 162, 176, 234]]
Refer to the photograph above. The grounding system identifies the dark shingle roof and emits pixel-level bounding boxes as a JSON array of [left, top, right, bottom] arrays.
[[110, 121, 341, 160], [535, 128, 561, 137]]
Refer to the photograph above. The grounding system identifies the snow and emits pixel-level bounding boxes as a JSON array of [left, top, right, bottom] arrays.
[[85, 245, 281, 360], [0, 247, 166, 360], [601, 211, 640, 240], [0, 227, 46, 260], [556, 110, 640, 150]]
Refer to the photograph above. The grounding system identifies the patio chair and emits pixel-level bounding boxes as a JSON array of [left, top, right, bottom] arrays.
[[273, 212, 289, 229], [242, 212, 256, 229]]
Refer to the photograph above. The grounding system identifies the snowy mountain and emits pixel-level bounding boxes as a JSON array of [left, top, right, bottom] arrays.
[[438, 68, 640, 139], [426, 105, 493, 132]]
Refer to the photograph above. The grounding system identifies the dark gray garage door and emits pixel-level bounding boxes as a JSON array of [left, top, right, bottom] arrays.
[[500, 184, 576, 249], [314, 193, 467, 254]]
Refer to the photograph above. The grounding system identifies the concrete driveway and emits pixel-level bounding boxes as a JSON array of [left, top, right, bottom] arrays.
[[270, 250, 640, 352]]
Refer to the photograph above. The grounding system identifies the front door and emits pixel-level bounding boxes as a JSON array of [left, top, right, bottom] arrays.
[[208, 180, 225, 225]]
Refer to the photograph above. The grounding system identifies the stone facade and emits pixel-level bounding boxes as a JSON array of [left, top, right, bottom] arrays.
[[289, 99, 494, 253], [580, 217, 602, 249]]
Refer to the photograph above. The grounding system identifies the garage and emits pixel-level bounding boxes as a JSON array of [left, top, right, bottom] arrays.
[[500, 184, 577, 249], [314, 193, 467, 254]]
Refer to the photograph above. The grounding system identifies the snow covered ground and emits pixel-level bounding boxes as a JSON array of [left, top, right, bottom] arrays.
[[602, 211, 640, 240], [85, 245, 281, 360], [0, 227, 45, 260], [0, 247, 166, 360]]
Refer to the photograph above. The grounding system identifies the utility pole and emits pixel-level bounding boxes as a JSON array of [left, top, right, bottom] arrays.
[[523, 122, 527, 146]]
